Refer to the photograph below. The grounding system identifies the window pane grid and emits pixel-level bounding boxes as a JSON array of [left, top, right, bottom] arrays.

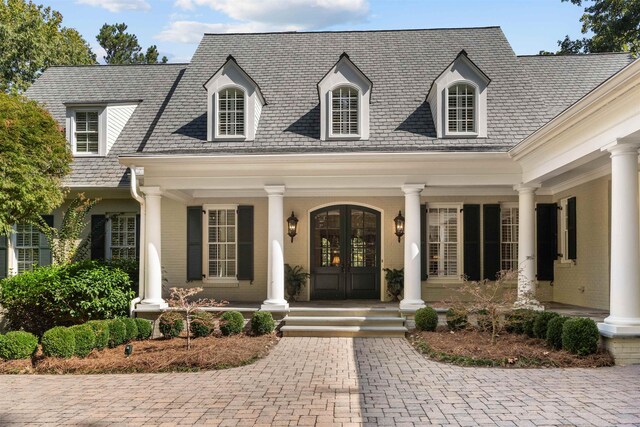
[[207, 209, 237, 278], [75, 111, 99, 153], [500, 207, 519, 271], [332, 86, 359, 135], [218, 89, 245, 136], [110, 215, 137, 260], [15, 223, 39, 273], [427, 208, 459, 277], [447, 84, 475, 133]]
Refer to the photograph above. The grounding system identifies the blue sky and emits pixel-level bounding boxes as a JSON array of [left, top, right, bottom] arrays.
[[47, 0, 587, 63]]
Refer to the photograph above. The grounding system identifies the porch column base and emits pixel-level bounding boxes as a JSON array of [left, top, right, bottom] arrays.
[[598, 321, 640, 337], [137, 300, 168, 311], [599, 333, 640, 365], [260, 300, 289, 312], [399, 299, 426, 312], [513, 299, 543, 311]]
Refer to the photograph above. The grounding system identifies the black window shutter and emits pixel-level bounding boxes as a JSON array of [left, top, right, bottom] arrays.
[[237, 205, 254, 281], [536, 203, 558, 281], [420, 203, 427, 281], [463, 204, 481, 281], [567, 197, 577, 260], [38, 215, 54, 267], [483, 204, 501, 280], [135, 214, 141, 260], [0, 235, 7, 279], [186, 206, 203, 281], [91, 214, 106, 260]]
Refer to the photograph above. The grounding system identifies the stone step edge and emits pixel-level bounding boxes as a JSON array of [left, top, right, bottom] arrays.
[[280, 325, 408, 332]]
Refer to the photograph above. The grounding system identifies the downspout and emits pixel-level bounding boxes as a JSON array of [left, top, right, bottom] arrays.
[[129, 166, 145, 316]]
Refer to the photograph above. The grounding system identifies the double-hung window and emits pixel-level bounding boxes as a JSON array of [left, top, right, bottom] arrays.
[[108, 215, 137, 260], [204, 206, 237, 281], [330, 86, 359, 136], [74, 110, 100, 154], [500, 205, 519, 271], [447, 83, 476, 134], [15, 223, 40, 274], [427, 206, 460, 278], [217, 88, 245, 137]]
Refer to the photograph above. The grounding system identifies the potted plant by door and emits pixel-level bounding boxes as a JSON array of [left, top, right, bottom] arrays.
[[285, 264, 310, 302], [384, 268, 404, 302]]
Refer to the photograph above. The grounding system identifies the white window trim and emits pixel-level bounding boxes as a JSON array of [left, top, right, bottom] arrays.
[[213, 86, 247, 141], [328, 84, 361, 140], [69, 107, 107, 157], [426, 203, 463, 282], [500, 202, 519, 273], [8, 223, 40, 275], [106, 213, 137, 260], [444, 81, 479, 138], [558, 197, 572, 264], [202, 204, 239, 286]]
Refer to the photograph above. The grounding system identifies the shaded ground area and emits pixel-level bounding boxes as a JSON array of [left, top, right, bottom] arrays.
[[0, 338, 638, 426]]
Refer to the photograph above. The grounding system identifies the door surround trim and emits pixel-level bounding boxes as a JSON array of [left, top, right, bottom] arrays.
[[305, 202, 385, 301]]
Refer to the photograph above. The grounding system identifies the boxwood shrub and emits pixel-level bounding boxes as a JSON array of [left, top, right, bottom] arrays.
[[475, 309, 491, 332], [69, 324, 96, 358], [562, 317, 600, 355], [121, 318, 139, 342], [86, 320, 110, 350], [251, 311, 275, 336], [41, 326, 75, 358], [446, 308, 468, 331], [533, 311, 560, 339], [415, 307, 439, 331], [134, 318, 153, 340], [546, 316, 569, 350], [159, 311, 184, 339], [0, 331, 38, 360], [504, 309, 536, 334], [108, 318, 127, 348], [220, 311, 244, 336], [191, 312, 215, 338]]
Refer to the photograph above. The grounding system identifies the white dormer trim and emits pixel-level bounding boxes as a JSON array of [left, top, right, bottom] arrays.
[[427, 50, 490, 139], [318, 53, 372, 141], [204, 55, 266, 142]]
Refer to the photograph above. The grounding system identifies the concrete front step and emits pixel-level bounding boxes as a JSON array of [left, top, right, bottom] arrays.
[[281, 325, 408, 338], [287, 307, 402, 317], [283, 315, 405, 327]]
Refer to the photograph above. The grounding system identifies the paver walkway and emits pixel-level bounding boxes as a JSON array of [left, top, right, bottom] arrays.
[[1, 338, 639, 426]]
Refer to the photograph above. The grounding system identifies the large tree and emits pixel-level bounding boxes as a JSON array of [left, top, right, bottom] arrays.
[[97, 23, 168, 64], [0, 0, 96, 93], [559, 0, 640, 55], [0, 93, 72, 236]]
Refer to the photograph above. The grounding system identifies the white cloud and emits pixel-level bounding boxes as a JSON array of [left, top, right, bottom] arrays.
[[173, 0, 369, 30], [76, 0, 151, 13], [156, 20, 297, 44]]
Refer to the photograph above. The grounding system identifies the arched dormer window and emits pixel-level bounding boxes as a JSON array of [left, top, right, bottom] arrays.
[[218, 87, 245, 137], [447, 83, 476, 134], [330, 86, 359, 136]]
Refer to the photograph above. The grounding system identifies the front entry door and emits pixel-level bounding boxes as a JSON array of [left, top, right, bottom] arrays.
[[310, 205, 381, 299]]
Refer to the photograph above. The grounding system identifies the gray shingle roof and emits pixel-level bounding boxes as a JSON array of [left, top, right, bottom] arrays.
[[25, 63, 187, 187]]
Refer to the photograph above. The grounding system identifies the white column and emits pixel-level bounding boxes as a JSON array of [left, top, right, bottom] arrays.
[[514, 184, 542, 309], [599, 142, 640, 336], [139, 186, 167, 309], [400, 184, 426, 311], [262, 185, 289, 311]]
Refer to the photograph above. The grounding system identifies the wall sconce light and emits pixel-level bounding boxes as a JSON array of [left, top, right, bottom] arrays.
[[394, 210, 405, 242], [287, 211, 298, 242]]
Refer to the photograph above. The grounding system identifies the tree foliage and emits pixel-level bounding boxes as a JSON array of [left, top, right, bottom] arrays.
[[559, 0, 640, 55], [0, 93, 72, 237], [0, 0, 96, 93], [97, 23, 168, 65]]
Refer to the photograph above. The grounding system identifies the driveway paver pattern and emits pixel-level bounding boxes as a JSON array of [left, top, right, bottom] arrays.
[[0, 337, 639, 426]]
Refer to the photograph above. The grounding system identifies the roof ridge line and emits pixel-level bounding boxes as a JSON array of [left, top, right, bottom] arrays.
[[203, 26, 502, 36]]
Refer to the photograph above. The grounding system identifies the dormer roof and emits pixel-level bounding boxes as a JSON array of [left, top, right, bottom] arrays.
[[317, 52, 373, 101], [204, 55, 267, 106], [426, 50, 491, 101]]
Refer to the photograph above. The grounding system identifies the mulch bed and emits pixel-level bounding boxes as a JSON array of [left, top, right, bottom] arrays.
[[0, 334, 278, 374], [409, 327, 614, 368]]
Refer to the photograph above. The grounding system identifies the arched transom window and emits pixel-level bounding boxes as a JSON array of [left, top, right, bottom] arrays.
[[218, 88, 245, 136], [331, 86, 359, 135], [447, 83, 476, 133]]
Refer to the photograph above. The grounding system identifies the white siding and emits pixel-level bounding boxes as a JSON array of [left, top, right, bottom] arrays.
[[106, 104, 137, 153]]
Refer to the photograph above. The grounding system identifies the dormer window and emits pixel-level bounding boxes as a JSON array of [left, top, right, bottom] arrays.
[[75, 111, 100, 154], [447, 83, 476, 134], [331, 86, 359, 136], [218, 87, 245, 137]]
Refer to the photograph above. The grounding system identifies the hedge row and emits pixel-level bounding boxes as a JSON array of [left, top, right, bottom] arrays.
[[158, 310, 275, 339]]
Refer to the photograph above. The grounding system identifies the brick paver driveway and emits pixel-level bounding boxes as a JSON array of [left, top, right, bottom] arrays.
[[1, 338, 639, 426]]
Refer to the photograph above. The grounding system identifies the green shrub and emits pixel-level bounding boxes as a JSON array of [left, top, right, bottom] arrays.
[[41, 326, 75, 358], [0, 260, 135, 335], [108, 318, 127, 348], [191, 312, 215, 338], [69, 324, 96, 358], [546, 316, 569, 350], [562, 317, 600, 356], [220, 311, 244, 336], [0, 331, 38, 360], [414, 307, 439, 331], [475, 309, 491, 332], [159, 311, 184, 339], [86, 320, 110, 350], [533, 311, 560, 339], [134, 318, 153, 340], [121, 318, 139, 342], [504, 309, 537, 334], [446, 308, 468, 331], [251, 311, 275, 335]]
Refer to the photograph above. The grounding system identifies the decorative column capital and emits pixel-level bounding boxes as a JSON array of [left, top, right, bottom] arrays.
[[605, 140, 640, 157], [401, 184, 425, 195], [264, 185, 286, 196], [513, 183, 540, 194], [140, 186, 162, 197]]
